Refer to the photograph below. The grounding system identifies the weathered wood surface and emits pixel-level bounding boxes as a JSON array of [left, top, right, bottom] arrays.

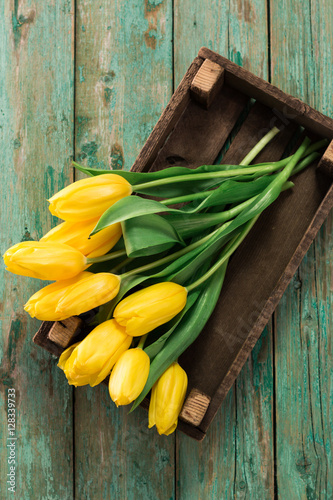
[[1, 1, 332, 500], [74, 1, 175, 499], [174, 2, 277, 498], [271, 0, 333, 498], [0, 1, 75, 499]]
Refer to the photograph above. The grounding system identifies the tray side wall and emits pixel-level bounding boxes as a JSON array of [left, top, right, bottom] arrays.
[[33, 49, 333, 441]]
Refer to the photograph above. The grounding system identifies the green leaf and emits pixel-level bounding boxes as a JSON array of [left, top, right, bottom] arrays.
[[91, 196, 180, 233], [131, 260, 228, 411], [74, 161, 247, 182], [91, 193, 253, 240], [161, 212, 230, 240], [183, 175, 279, 213], [122, 214, 185, 258], [74, 161, 260, 197], [175, 139, 309, 245], [144, 291, 200, 360], [93, 274, 149, 324], [133, 177, 226, 197]]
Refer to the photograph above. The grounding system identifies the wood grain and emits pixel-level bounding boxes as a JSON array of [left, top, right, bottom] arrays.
[[148, 84, 248, 172], [1, 0, 333, 497], [198, 47, 333, 139], [73, 1, 175, 498], [271, 0, 333, 497], [48, 317, 83, 349], [190, 59, 225, 108], [0, 1, 74, 498], [173, 1, 276, 498], [75, 0, 173, 173], [317, 140, 333, 178]]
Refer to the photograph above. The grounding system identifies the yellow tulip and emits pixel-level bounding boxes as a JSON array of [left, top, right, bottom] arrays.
[[108, 348, 150, 406], [113, 282, 187, 337], [24, 272, 93, 321], [48, 174, 132, 222], [55, 272, 121, 318], [148, 362, 188, 436], [58, 319, 132, 387], [24, 271, 119, 321], [57, 342, 80, 370], [41, 219, 122, 258], [3, 241, 87, 281]]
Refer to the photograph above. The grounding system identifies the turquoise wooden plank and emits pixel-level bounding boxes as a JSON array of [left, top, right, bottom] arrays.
[[73, 1, 175, 498], [174, 1, 275, 498], [75, 0, 173, 172], [176, 326, 274, 499], [0, 1, 74, 499], [174, 0, 269, 88], [271, 0, 333, 497]]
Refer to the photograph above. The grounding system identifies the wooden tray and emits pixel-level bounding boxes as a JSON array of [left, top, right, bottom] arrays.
[[33, 48, 333, 441]]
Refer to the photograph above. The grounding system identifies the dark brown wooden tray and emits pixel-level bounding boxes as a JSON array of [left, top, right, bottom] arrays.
[[33, 48, 333, 441]]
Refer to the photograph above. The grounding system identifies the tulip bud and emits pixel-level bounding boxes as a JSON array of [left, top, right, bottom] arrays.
[[148, 362, 188, 436], [48, 174, 132, 222], [113, 282, 187, 337], [24, 272, 93, 321], [55, 272, 121, 318], [3, 241, 87, 281], [41, 219, 122, 258], [58, 319, 132, 387], [108, 348, 150, 406], [57, 342, 80, 370]]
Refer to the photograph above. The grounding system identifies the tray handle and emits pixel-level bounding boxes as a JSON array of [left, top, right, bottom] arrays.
[[180, 388, 211, 427], [190, 59, 225, 109], [317, 140, 333, 178]]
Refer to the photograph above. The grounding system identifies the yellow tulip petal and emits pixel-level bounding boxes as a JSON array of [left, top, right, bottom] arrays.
[[60, 320, 132, 388], [114, 282, 187, 337], [48, 174, 132, 222], [148, 362, 188, 436], [55, 273, 121, 317], [24, 272, 92, 321], [41, 220, 122, 258], [57, 342, 80, 371], [3, 241, 87, 281], [109, 348, 150, 406]]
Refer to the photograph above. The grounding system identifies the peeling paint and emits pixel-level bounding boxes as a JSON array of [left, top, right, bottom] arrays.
[[144, 0, 165, 50], [104, 87, 112, 104], [78, 66, 85, 83], [110, 143, 124, 170], [144, 30, 157, 50], [21, 228, 34, 242], [77, 140, 106, 168], [101, 71, 116, 85], [11, 0, 35, 50]]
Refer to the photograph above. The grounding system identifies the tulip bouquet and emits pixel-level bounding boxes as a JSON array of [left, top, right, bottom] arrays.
[[3, 127, 327, 435]]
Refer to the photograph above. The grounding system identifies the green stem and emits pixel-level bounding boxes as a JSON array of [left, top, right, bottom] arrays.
[[162, 191, 209, 206], [251, 139, 327, 172], [87, 249, 126, 264], [240, 126, 280, 165], [145, 138, 325, 202], [187, 215, 260, 291], [185, 139, 311, 293], [133, 163, 284, 192], [161, 128, 280, 205], [138, 334, 148, 349], [120, 223, 232, 279], [290, 151, 320, 176], [110, 257, 133, 273], [133, 138, 309, 192], [277, 137, 311, 182]]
